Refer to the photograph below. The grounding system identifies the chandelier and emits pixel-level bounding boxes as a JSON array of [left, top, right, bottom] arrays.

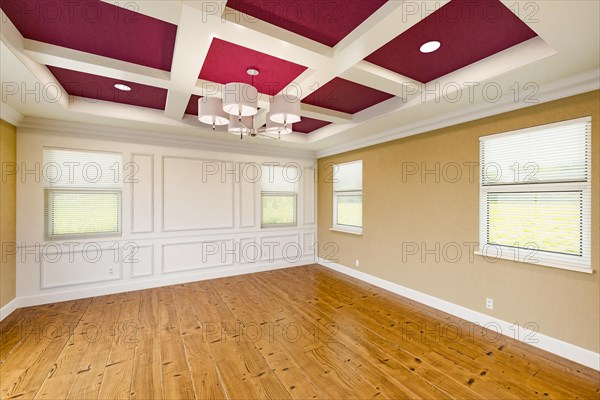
[[197, 68, 301, 140]]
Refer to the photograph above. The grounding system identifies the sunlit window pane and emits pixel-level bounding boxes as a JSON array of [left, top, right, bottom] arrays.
[[48, 191, 121, 236], [336, 195, 362, 228], [261, 195, 296, 226], [488, 192, 582, 256]]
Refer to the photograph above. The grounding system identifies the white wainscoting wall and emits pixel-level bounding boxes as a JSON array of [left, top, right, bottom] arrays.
[[15, 123, 317, 307]]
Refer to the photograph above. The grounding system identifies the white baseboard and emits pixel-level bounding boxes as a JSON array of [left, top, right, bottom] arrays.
[[15, 257, 313, 310], [0, 297, 21, 321], [318, 258, 600, 371]]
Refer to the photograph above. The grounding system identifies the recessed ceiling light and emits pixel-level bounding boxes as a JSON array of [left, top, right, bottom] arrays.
[[420, 41, 441, 53], [114, 83, 132, 91]]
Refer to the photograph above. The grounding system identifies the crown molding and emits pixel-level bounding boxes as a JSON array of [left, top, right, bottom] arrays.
[[17, 118, 317, 160], [0, 103, 24, 126], [12, 69, 599, 160], [316, 69, 600, 158]]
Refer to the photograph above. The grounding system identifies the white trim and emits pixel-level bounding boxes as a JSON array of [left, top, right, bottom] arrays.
[[18, 118, 317, 161], [316, 69, 600, 158], [330, 227, 363, 236], [130, 153, 155, 234], [0, 103, 24, 126], [317, 258, 600, 371], [479, 116, 592, 142], [0, 297, 20, 321], [17, 257, 314, 309], [473, 251, 594, 274], [478, 117, 592, 273], [10, 70, 599, 160]]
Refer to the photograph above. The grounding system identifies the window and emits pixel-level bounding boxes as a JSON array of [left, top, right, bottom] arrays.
[[479, 117, 591, 272], [261, 165, 298, 227], [333, 160, 363, 234], [44, 148, 122, 240]]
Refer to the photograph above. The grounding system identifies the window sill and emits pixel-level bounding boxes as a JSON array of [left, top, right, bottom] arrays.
[[473, 251, 593, 274], [330, 227, 363, 236], [261, 224, 298, 229]]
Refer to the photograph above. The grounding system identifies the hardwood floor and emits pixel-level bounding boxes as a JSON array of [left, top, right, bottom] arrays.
[[1, 265, 598, 399]]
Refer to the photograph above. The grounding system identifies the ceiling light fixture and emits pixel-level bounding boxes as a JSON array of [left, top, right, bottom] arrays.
[[420, 41, 441, 53], [114, 83, 132, 91], [198, 68, 300, 140]]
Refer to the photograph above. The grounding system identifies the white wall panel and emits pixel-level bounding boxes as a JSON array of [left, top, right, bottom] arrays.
[[162, 239, 235, 273], [239, 163, 258, 228], [162, 157, 235, 231], [40, 244, 122, 288], [260, 234, 301, 262], [131, 153, 154, 233], [238, 236, 259, 264], [303, 232, 316, 256], [303, 167, 316, 224], [128, 244, 154, 278]]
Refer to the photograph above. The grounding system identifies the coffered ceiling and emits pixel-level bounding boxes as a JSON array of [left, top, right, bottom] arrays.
[[1, 0, 598, 155]]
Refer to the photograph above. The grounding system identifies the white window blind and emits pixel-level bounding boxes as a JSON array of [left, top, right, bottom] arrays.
[[334, 161, 363, 192], [43, 149, 122, 188], [261, 165, 298, 227], [261, 165, 298, 193], [333, 160, 363, 232], [479, 117, 591, 271], [44, 148, 123, 239]]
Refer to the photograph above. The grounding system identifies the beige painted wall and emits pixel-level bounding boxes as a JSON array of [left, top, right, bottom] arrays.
[[0, 119, 17, 308], [318, 91, 600, 352]]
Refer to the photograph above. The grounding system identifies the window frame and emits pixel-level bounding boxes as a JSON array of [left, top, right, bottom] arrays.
[[260, 191, 298, 228], [43, 147, 123, 241], [332, 160, 363, 235], [477, 117, 592, 273], [260, 164, 299, 228]]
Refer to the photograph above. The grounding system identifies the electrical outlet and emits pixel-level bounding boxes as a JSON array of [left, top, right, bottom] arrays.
[[109, 268, 114, 274], [486, 298, 494, 310], [355, 259, 360, 267]]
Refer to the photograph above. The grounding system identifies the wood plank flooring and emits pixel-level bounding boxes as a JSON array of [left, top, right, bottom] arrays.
[[1, 265, 598, 399]]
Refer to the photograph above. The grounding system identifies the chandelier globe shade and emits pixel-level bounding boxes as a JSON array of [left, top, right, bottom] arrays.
[[269, 94, 301, 125], [228, 115, 253, 135], [222, 82, 259, 116], [266, 112, 292, 135], [198, 97, 229, 125]]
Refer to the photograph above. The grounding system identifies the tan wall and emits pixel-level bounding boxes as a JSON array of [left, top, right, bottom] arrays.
[[0, 119, 17, 308], [318, 91, 600, 352]]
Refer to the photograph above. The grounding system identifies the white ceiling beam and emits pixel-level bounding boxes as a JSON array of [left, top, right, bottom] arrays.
[[290, 1, 449, 100], [185, 2, 332, 68], [341, 61, 421, 99], [24, 40, 171, 88], [164, 2, 226, 120], [300, 104, 352, 124], [165, 91, 192, 120], [0, 11, 69, 109]]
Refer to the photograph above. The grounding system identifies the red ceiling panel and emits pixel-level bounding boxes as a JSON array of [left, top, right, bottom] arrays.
[[365, 0, 538, 83], [227, 0, 387, 47], [48, 66, 168, 110], [302, 78, 394, 114], [293, 117, 331, 134], [185, 95, 202, 116], [199, 38, 307, 96], [0, 0, 177, 71]]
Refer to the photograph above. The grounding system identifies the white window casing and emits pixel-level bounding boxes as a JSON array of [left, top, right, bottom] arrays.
[[332, 160, 363, 234], [44, 148, 123, 240], [478, 116, 592, 272]]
